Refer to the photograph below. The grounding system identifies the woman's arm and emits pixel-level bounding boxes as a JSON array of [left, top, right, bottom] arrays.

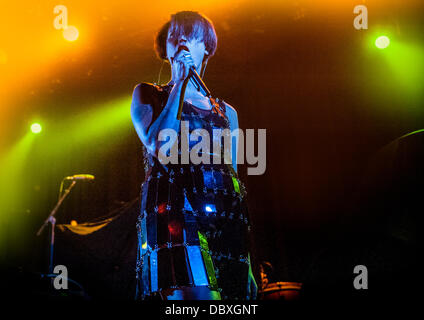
[[131, 47, 195, 158], [131, 81, 185, 158]]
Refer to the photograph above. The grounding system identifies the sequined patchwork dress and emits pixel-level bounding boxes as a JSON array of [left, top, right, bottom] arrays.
[[135, 83, 252, 300]]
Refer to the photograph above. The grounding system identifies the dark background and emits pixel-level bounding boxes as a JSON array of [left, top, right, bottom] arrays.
[[0, 0, 422, 300]]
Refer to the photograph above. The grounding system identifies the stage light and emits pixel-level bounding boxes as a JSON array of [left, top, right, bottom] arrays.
[[38, 96, 132, 160], [0, 49, 7, 64], [70, 220, 78, 226], [30, 123, 42, 134], [157, 202, 167, 214], [0, 133, 35, 242], [384, 42, 424, 97], [375, 36, 390, 49], [205, 204, 216, 213], [63, 26, 79, 42]]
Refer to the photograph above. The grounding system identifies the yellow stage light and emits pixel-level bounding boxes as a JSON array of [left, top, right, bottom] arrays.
[[30, 123, 42, 134], [0, 49, 7, 64], [63, 26, 79, 42], [375, 36, 390, 49]]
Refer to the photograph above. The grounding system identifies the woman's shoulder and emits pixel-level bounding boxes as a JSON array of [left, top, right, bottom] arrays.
[[220, 100, 237, 118], [132, 82, 167, 105]]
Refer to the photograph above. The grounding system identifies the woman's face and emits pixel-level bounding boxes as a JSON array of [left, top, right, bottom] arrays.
[[166, 27, 207, 72]]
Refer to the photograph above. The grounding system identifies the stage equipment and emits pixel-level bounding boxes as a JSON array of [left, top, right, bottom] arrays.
[[64, 174, 95, 180], [259, 282, 302, 300], [259, 262, 302, 300], [36, 174, 94, 274]]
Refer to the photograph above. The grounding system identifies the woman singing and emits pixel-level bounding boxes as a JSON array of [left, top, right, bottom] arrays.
[[131, 11, 257, 300]]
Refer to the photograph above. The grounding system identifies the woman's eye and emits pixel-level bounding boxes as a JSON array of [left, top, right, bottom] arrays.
[[167, 37, 177, 46]]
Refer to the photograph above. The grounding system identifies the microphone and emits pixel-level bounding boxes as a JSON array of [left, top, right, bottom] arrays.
[[175, 46, 211, 97], [64, 174, 95, 181]]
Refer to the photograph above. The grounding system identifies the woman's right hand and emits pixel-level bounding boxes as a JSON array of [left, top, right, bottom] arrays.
[[171, 48, 195, 82]]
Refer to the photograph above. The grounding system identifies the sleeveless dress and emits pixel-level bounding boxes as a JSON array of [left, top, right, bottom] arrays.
[[135, 83, 252, 300]]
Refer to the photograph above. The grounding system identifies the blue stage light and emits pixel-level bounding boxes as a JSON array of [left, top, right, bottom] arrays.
[[205, 204, 216, 213]]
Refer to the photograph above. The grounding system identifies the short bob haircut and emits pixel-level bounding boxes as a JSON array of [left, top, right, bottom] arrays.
[[154, 11, 217, 62]]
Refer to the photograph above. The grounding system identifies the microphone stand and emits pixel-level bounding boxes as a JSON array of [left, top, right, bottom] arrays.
[[37, 180, 77, 274]]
